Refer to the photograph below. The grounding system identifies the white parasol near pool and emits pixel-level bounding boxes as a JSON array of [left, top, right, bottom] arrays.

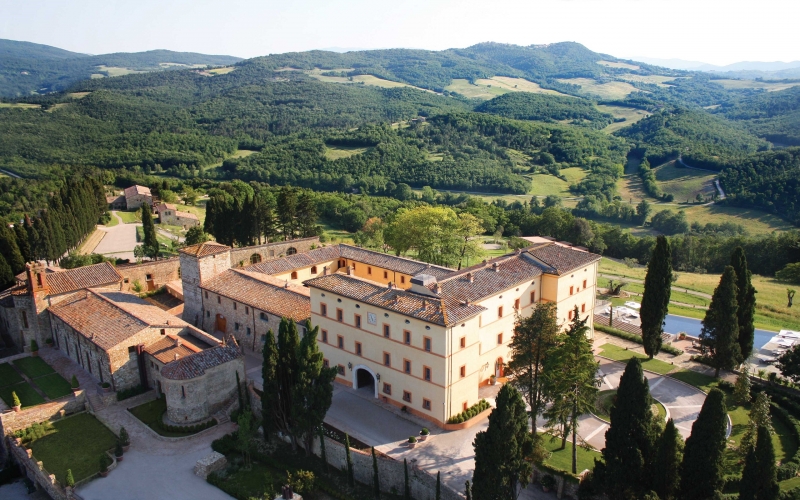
[[625, 301, 641, 310]]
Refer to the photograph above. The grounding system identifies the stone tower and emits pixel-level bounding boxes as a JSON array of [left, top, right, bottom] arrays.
[[178, 242, 231, 326]]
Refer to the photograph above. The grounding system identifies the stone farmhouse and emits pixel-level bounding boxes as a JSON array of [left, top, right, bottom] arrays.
[[180, 239, 600, 427], [155, 203, 200, 229], [123, 184, 153, 210]]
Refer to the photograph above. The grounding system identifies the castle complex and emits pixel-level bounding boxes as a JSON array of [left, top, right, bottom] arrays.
[[0, 235, 599, 428]]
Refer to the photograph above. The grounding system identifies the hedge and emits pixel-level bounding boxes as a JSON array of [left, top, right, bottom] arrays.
[[116, 385, 148, 401], [594, 324, 684, 356], [446, 399, 491, 424]]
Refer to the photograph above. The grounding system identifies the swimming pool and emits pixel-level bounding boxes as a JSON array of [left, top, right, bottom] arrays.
[[662, 314, 775, 350]]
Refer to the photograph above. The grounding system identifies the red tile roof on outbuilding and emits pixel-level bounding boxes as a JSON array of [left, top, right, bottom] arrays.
[[179, 242, 230, 258], [45, 262, 122, 296], [160, 343, 242, 381]]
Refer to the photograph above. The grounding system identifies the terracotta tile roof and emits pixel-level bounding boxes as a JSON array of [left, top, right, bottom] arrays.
[[0, 284, 26, 306], [45, 262, 122, 295], [144, 335, 204, 364], [303, 274, 485, 326], [48, 289, 189, 350], [160, 343, 242, 381], [339, 245, 453, 279], [179, 242, 230, 257], [526, 243, 600, 275], [435, 253, 543, 303], [124, 185, 151, 198], [201, 269, 311, 323], [248, 245, 341, 275], [174, 210, 199, 220], [155, 203, 177, 212]]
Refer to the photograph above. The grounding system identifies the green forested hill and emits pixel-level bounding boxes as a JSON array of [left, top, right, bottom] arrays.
[[475, 92, 614, 128], [719, 86, 800, 145], [0, 39, 242, 97]]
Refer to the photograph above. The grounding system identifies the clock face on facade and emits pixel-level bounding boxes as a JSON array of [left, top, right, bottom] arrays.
[[367, 313, 377, 325]]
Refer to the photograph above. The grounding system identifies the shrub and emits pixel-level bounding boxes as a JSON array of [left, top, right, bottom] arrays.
[[11, 391, 21, 407], [594, 324, 684, 355], [288, 470, 315, 493], [421, 428, 430, 435], [71, 375, 79, 389], [116, 385, 146, 401], [65, 469, 74, 487], [119, 427, 130, 446], [408, 436, 417, 443], [30, 340, 38, 352], [99, 453, 112, 473], [45, 337, 53, 345], [541, 474, 556, 489], [114, 442, 123, 457], [779, 462, 799, 481]]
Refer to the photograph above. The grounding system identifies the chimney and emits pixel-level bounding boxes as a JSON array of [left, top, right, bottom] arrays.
[[467, 272, 474, 283], [323, 266, 328, 276], [26, 262, 49, 295], [422, 299, 427, 308], [433, 283, 441, 295], [174, 337, 181, 347], [347, 266, 353, 276], [388, 282, 393, 290], [174, 353, 179, 361], [393, 295, 400, 305], [492, 262, 500, 272]]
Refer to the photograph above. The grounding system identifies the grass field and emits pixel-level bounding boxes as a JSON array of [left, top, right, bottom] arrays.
[[652, 204, 793, 236], [542, 433, 603, 473], [445, 76, 569, 100], [307, 71, 430, 92], [207, 66, 235, 75], [653, 161, 717, 202], [557, 78, 640, 100], [28, 413, 118, 484], [712, 79, 800, 92], [35, 373, 73, 400], [95, 65, 148, 77], [207, 149, 257, 171], [597, 60, 640, 70], [530, 167, 587, 197], [616, 74, 680, 87], [67, 92, 90, 99], [14, 357, 55, 379], [0, 382, 45, 408], [0, 363, 24, 386], [599, 257, 800, 331], [0, 102, 40, 109], [597, 343, 677, 374], [178, 199, 207, 224], [597, 104, 651, 133], [117, 210, 140, 224], [324, 145, 370, 160]]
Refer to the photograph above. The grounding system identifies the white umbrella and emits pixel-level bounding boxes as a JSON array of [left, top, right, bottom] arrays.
[[625, 301, 641, 310], [780, 330, 800, 339]]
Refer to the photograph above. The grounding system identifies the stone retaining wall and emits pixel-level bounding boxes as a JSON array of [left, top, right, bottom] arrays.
[[1, 390, 85, 436], [7, 436, 68, 500]]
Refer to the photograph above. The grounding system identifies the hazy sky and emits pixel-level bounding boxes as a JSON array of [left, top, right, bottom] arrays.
[[1, 0, 799, 65]]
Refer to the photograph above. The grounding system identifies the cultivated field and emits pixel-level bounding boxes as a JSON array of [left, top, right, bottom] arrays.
[[0, 102, 40, 109], [597, 104, 651, 133], [654, 161, 717, 202], [653, 204, 794, 236], [557, 78, 640, 100], [94, 65, 148, 77], [304, 69, 430, 92], [712, 79, 800, 92], [206, 149, 257, 172], [324, 145, 370, 160], [597, 60, 640, 70], [616, 74, 680, 87], [529, 167, 587, 197]]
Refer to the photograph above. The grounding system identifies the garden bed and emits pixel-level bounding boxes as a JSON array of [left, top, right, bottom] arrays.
[[20, 413, 117, 485], [0, 362, 24, 386], [597, 343, 676, 375], [128, 397, 216, 437]]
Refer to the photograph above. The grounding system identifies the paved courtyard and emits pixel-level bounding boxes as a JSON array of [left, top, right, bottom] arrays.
[[77, 401, 235, 500], [93, 212, 140, 261]]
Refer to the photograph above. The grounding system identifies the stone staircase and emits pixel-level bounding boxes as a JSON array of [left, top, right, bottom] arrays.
[[213, 411, 230, 425], [86, 391, 106, 413]]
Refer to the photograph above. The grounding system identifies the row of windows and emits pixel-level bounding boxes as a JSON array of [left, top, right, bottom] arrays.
[[569, 280, 589, 296], [567, 304, 588, 320], [321, 329, 432, 352]]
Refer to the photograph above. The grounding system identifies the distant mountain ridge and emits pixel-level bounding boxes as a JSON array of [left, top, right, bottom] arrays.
[[634, 56, 800, 77], [0, 39, 242, 97]]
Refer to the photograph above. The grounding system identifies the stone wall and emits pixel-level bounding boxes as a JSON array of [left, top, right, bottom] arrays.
[[7, 436, 68, 500], [117, 259, 181, 292], [0, 391, 86, 436], [125, 193, 153, 210], [180, 251, 231, 327], [229, 237, 320, 267], [163, 356, 244, 424]]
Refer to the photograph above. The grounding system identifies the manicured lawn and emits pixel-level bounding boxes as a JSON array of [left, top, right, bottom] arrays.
[[103, 213, 119, 227], [594, 389, 665, 422], [34, 373, 73, 400], [0, 382, 45, 408], [542, 434, 602, 475], [597, 343, 676, 375], [14, 356, 55, 379], [668, 370, 720, 393], [128, 397, 209, 437], [117, 210, 140, 224], [0, 363, 23, 387], [28, 413, 117, 485]]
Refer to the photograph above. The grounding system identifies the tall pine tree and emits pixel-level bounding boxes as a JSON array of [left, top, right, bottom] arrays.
[[261, 329, 279, 436], [472, 384, 533, 500], [641, 235, 672, 358], [0, 222, 25, 275], [141, 203, 159, 260], [0, 253, 13, 289], [595, 357, 658, 499], [651, 419, 683, 500], [679, 388, 727, 500], [731, 246, 757, 362], [739, 426, 780, 500], [701, 266, 741, 377]]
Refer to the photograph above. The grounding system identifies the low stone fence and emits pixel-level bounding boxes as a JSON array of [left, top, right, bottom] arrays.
[[1, 390, 85, 436], [531, 464, 581, 499], [7, 436, 68, 500]]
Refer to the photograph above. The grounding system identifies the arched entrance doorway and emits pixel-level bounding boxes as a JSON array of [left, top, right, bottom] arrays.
[[353, 365, 378, 398], [495, 357, 504, 378]]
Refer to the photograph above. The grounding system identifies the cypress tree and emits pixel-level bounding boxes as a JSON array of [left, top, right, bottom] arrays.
[[731, 247, 757, 362], [261, 329, 279, 436], [0, 222, 25, 275], [141, 203, 159, 260], [345, 433, 354, 487], [404, 458, 410, 500], [739, 426, 780, 500], [319, 426, 327, 471], [14, 222, 32, 263], [472, 384, 533, 500], [701, 266, 741, 377], [277, 319, 300, 447], [652, 419, 683, 500], [641, 235, 672, 358], [597, 357, 658, 500], [0, 253, 13, 289], [679, 388, 727, 500], [296, 191, 319, 238], [436, 471, 441, 500], [32, 217, 52, 264], [465, 480, 471, 500], [372, 446, 380, 499]]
